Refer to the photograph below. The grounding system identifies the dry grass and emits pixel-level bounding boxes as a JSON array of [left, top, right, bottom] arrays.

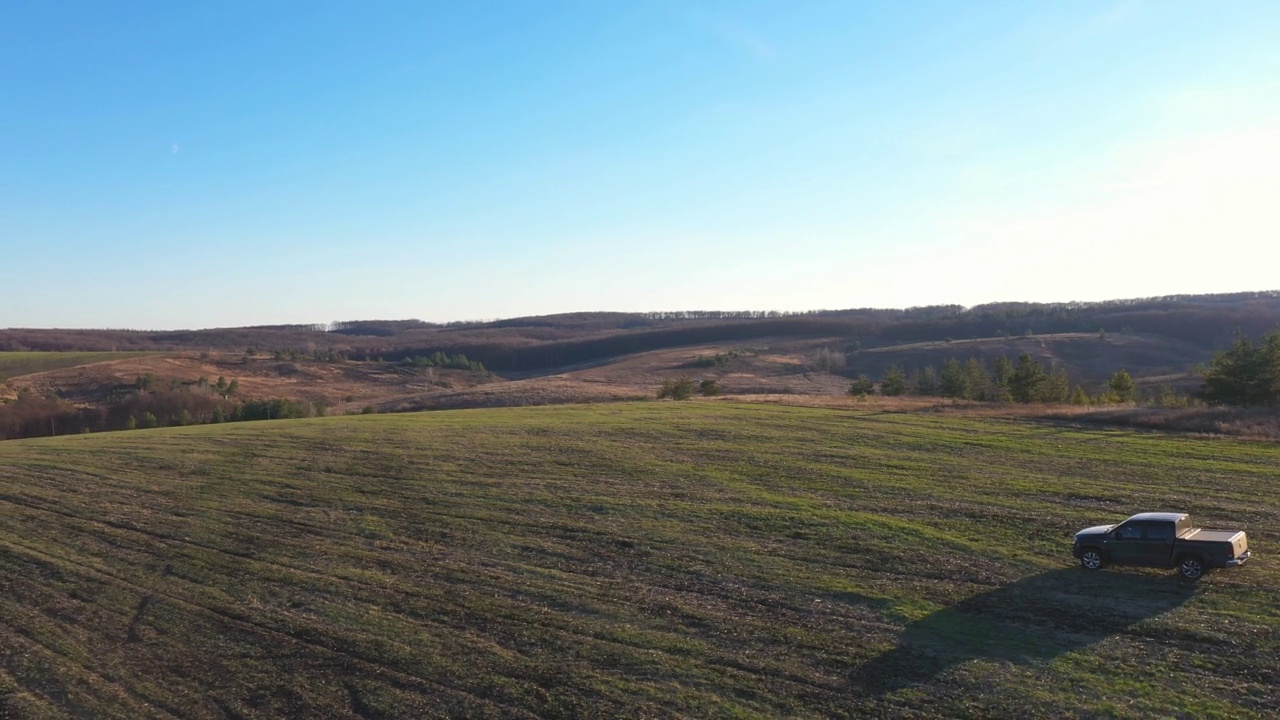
[[0, 343, 858, 419], [375, 377, 651, 412], [718, 395, 1280, 442], [0, 353, 496, 414], [7, 346, 1271, 446], [1039, 405, 1280, 441]]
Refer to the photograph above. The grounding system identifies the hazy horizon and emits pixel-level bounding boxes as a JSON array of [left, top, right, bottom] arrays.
[[4, 287, 1276, 334], [5, 2, 1279, 329]]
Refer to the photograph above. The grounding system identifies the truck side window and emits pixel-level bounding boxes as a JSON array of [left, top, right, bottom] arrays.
[[1117, 524, 1143, 540], [1145, 523, 1173, 541]]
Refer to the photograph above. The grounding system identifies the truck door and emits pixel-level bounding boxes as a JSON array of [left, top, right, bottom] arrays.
[[1108, 522, 1148, 564], [1110, 521, 1178, 566], [1139, 521, 1176, 566]]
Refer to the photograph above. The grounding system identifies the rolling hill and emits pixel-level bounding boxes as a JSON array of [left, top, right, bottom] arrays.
[[4, 291, 1278, 441], [0, 330, 1214, 426]]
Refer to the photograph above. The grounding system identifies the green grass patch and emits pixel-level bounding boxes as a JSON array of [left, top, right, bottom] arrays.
[[0, 352, 161, 381], [0, 402, 1277, 718]]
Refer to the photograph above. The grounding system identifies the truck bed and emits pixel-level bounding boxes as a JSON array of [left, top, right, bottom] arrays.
[[1180, 528, 1250, 561], [1180, 528, 1243, 543]]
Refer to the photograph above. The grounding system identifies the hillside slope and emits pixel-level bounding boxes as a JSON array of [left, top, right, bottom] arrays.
[[1, 404, 1277, 718], [0, 353, 497, 416], [1, 330, 1211, 423], [0, 352, 162, 382]]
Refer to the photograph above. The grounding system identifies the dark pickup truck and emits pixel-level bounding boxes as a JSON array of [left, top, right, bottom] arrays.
[[1073, 512, 1250, 579]]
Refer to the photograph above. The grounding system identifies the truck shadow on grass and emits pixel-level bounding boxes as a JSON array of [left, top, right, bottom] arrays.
[[852, 568, 1197, 696]]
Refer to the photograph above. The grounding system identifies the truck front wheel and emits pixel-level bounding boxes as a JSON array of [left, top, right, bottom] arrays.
[[1178, 556, 1205, 580], [1080, 549, 1104, 570]]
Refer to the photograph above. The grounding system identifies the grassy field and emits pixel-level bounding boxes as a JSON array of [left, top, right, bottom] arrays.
[[0, 403, 1276, 718], [0, 352, 161, 382]]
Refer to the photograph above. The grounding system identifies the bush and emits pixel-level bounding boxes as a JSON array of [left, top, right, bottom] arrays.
[[1148, 386, 1193, 409], [236, 398, 313, 421], [848, 375, 874, 397], [690, 353, 731, 368], [657, 377, 697, 400]]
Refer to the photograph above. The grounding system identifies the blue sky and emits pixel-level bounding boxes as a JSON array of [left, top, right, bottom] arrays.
[[3, 1, 1279, 329]]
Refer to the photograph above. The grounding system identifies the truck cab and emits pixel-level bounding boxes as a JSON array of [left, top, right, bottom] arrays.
[[1072, 512, 1250, 579]]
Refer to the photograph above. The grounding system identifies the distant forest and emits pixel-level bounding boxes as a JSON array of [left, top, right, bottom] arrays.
[[4, 292, 1279, 373]]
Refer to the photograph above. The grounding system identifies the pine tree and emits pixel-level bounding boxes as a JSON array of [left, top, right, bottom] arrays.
[[992, 355, 1013, 399], [880, 366, 907, 396], [939, 358, 971, 399], [1044, 367, 1071, 403], [964, 357, 990, 400], [1200, 332, 1280, 406], [1108, 369, 1136, 403], [912, 366, 940, 396], [1008, 353, 1049, 403]]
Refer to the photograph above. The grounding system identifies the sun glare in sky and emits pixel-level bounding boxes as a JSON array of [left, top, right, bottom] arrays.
[[2, 1, 1278, 328]]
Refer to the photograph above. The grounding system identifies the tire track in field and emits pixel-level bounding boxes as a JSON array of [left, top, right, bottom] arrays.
[[0, 658, 73, 720], [5, 485, 893, 659], [0, 537, 539, 719], [3, 459, 959, 701], [7, 499, 852, 712], [1, 498, 555, 713], [1, 494, 856, 706], [0, 620, 181, 719]]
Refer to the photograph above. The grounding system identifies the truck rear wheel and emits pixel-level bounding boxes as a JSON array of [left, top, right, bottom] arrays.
[[1080, 549, 1104, 570], [1178, 556, 1205, 580]]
